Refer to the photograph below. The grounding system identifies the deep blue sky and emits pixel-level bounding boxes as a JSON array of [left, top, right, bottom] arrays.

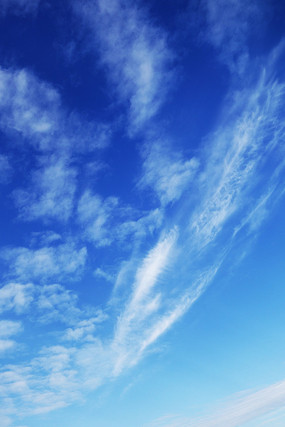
[[1, 1, 285, 426]]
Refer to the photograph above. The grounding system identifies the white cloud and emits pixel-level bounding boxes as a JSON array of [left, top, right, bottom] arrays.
[[63, 314, 107, 341], [0, 68, 61, 147], [116, 208, 163, 241], [0, 283, 34, 314], [0, 321, 22, 355], [109, 44, 285, 378], [73, 0, 172, 129], [1, 21, 285, 427], [189, 70, 285, 250], [111, 229, 178, 375], [0, 66, 111, 225], [77, 190, 119, 246], [131, 229, 177, 304], [0, 282, 102, 329], [36, 284, 81, 324], [0, 320, 22, 338], [14, 156, 77, 222], [0, 359, 77, 418], [0, 339, 16, 353], [78, 189, 162, 247], [94, 267, 114, 283], [1, 243, 87, 282], [30, 230, 62, 246], [139, 142, 199, 205], [0, 66, 110, 152]]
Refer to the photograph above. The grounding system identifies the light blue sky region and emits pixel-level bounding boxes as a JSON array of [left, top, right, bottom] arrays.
[[0, 0, 285, 426]]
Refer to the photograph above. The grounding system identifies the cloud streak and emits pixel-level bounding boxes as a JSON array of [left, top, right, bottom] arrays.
[[148, 379, 285, 427]]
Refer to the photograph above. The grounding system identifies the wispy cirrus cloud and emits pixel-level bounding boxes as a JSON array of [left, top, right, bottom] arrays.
[[111, 228, 178, 374], [147, 379, 285, 427], [188, 66, 285, 251], [109, 41, 285, 377], [72, 0, 172, 129]]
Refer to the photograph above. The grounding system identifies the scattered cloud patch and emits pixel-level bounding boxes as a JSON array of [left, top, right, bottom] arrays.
[[73, 0, 173, 129], [0, 66, 110, 152], [14, 156, 77, 223], [1, 243, 87, 282], [139, 142, 199, 205], [0, 68, 61, 147], [0, 321, 22, 355], [78, 189, 162, 247], [0, 283, 34, 314]]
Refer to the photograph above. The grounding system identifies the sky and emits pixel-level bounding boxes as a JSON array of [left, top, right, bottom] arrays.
[[0, 0, 285, 426]]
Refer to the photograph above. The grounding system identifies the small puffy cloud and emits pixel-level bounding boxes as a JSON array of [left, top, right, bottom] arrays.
[[116, 208, 163, 241], [0, 282, 98, 326], [94, 268, 114, 283], [78, 190, 163, 247], [14, 156, 77, 223], [77, 190, 119, 247], [0, 243, 87, 282], [35, 284, 81, 324], [30, 231, 62, 246], [0, 68, 61, 146], [0, 320, 22, 355], [0, 320, 22, 338], [139, 142, 199, 205], [0, 339, 15, 353], [63, 314, 107, 341], [0, 283, 34, 314]]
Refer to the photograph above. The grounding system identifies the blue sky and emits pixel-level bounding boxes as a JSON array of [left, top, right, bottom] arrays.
[[1, 0, 285, 426]]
